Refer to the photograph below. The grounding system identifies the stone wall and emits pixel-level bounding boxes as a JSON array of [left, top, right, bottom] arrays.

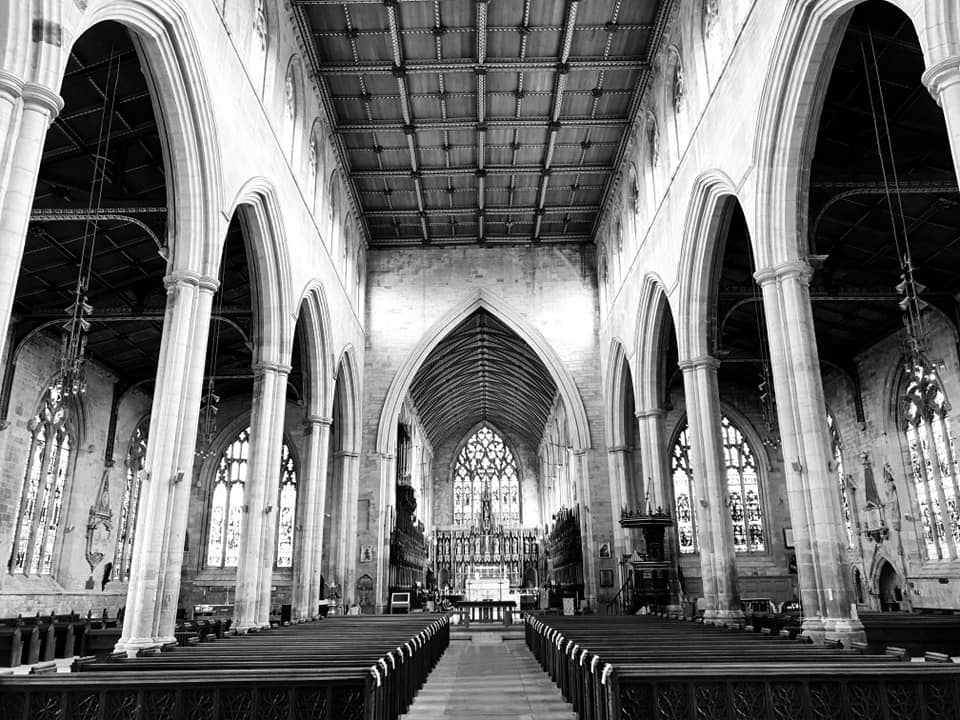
[[0, 332, 151, 617]]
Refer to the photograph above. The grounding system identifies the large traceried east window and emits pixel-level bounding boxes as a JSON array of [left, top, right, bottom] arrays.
[[453, 426, 520, 526], [10, 383, 72, 576], [113, 418, 148, 580], [902, 363, 960, 560], [206, 427, 298, 568], [670, 415, 766, 554], [827, 411, 856, 549]]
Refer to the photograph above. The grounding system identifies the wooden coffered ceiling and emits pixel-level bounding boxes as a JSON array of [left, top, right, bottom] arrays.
[[292, 0, 675, 247]]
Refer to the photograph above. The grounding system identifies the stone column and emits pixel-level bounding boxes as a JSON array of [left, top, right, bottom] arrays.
[[374, 452, 395, 613], [678, 356, 743, 626], [923, 58, 960, 191], [295, 415, 331, 621], [572, 450, 597, 608], [636, 408, 682, 610], [755, 260, 864, 645], [116, 271, 218, 655], [339, 450, 361, 607], [0, 79, 62, 364], [156, 275, 218, 642], [233, 361, 290, 632], [606, 446, 632, 554]]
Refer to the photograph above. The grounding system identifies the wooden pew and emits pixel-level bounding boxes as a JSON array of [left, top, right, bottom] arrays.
[[525, 614, 960, 720], [31, 615, 451, 720], [0, 628, 22, 668]]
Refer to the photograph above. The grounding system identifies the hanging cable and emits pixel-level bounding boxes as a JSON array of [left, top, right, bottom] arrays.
[[59, 45, 122, 402], [860, 28, 929, 372], [196, 251, 227, 458]]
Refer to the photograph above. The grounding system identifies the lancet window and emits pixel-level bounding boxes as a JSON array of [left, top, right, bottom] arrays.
[[827, 411, 855, 549], [902, 363, 960, 560], [453, 426, 520, 526], [206, 427, 298, 568], [10, 383, 73, 576], [670, 415, 765, 554], [113, 418, 148, 580]]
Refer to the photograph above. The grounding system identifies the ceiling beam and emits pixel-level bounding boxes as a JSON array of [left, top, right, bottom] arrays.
[[314, 57, 647, 75], [350, 164, 612, 179], [335, 117, 629, 132], [364, 204, 598, 217]]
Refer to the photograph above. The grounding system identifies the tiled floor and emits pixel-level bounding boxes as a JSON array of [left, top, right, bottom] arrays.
[[402, 637, 577, 720]]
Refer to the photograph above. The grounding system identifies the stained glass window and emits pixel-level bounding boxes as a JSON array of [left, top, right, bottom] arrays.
[[902, 363, 960, 560], [275, 443, 297, 567], [453, 426, 520, 526], [671, 425, 697, 554], [10, 383, 72, 575], [114, 419, 148, 580], [670, 415, 765, 554], [207, 428, 299, 568], [827, 411, 855, 549]]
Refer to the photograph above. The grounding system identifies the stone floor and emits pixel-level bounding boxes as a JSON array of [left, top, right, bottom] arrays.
[[402, 632, 576, 720]]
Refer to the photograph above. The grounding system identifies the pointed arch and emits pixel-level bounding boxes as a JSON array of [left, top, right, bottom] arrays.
[[227, 177, 295, 364], [377, 290, 591, 455], [605, 338, 636, 448], [65, 0, 224, 277], [677, 170, 742, 360], [283, 54, 305, 165], [752, 0, 930, 269], [635, 274, 677, 411], [295, 280, 334, 419], [333, 345, 361, 454]]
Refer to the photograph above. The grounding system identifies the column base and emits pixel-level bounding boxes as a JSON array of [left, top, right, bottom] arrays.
[[113, 636, 160, 659], [713, 609, 745, 628], [824, 617, 866, 648], [233, 622, 258, 634], [702, 609, 718, 624], [800, 616, 826, 644]]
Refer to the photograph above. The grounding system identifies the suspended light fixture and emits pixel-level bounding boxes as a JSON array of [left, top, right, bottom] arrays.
[[196, 264, 226, 459], [58, 49, 122, 404], [859, 29, 935, 380]]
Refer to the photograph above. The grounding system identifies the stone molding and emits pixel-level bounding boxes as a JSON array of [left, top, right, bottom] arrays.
[[607, 445, 631, 454], [0, 70, 25, 100], [922, 56, 960, 103], [635, 408, 666, 419], [163, 270, 219, 292], [753, 259, 813, 287], [21, 82, 64, 117], [304, 415, 333, 427], [676, 355, 720, 372], [252, 361, 292, 376]]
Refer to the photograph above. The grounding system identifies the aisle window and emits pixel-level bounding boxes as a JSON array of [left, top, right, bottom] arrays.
[[902, 363, 960, 560], [113, 418, 148, 579], [10, 383, 73, 575], [206, 427, 298, 568], [670, 415, 766, 553], [827, 411, 856, 549]]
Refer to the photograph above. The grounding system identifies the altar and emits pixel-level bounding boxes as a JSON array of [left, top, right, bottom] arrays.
[[465, 576, 518, 606]]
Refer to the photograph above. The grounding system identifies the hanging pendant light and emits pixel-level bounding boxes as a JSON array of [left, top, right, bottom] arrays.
[[57, 49, 122, 407]]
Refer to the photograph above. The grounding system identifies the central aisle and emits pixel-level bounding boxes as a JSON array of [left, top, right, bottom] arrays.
[[402, 634, 577, 720]]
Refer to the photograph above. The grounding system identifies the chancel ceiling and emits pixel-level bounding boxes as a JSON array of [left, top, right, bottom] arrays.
[[409, 309, 558, 449], [293, 0, 676, 247]]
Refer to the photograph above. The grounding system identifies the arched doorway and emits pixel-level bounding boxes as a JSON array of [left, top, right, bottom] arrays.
[[877, 560, 905, 612]]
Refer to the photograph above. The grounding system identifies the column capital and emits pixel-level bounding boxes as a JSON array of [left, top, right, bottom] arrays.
[[677, 355, 720, 373], [635, 408, 666, 419], [922, 56, 960, 103], [305, 415, 333, 427], [163, 270, 220, 293], [607, 445, 630, 454], [252, 360, 292, 377], [335, 450, 360, 459], [0, 71, 24, 101], [21, 82, 64, 118], [753, 259, 812, 287]]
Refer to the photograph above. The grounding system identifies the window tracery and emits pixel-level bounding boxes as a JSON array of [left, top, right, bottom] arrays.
[[670, 415, 765, 554], [902, 363, 960, 560], [113, 418, 148, 580], [827, 411, 855, 549], [206, 427, 298, 568], [453, 427, 520, 526], [10, 383, 73, 576]]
